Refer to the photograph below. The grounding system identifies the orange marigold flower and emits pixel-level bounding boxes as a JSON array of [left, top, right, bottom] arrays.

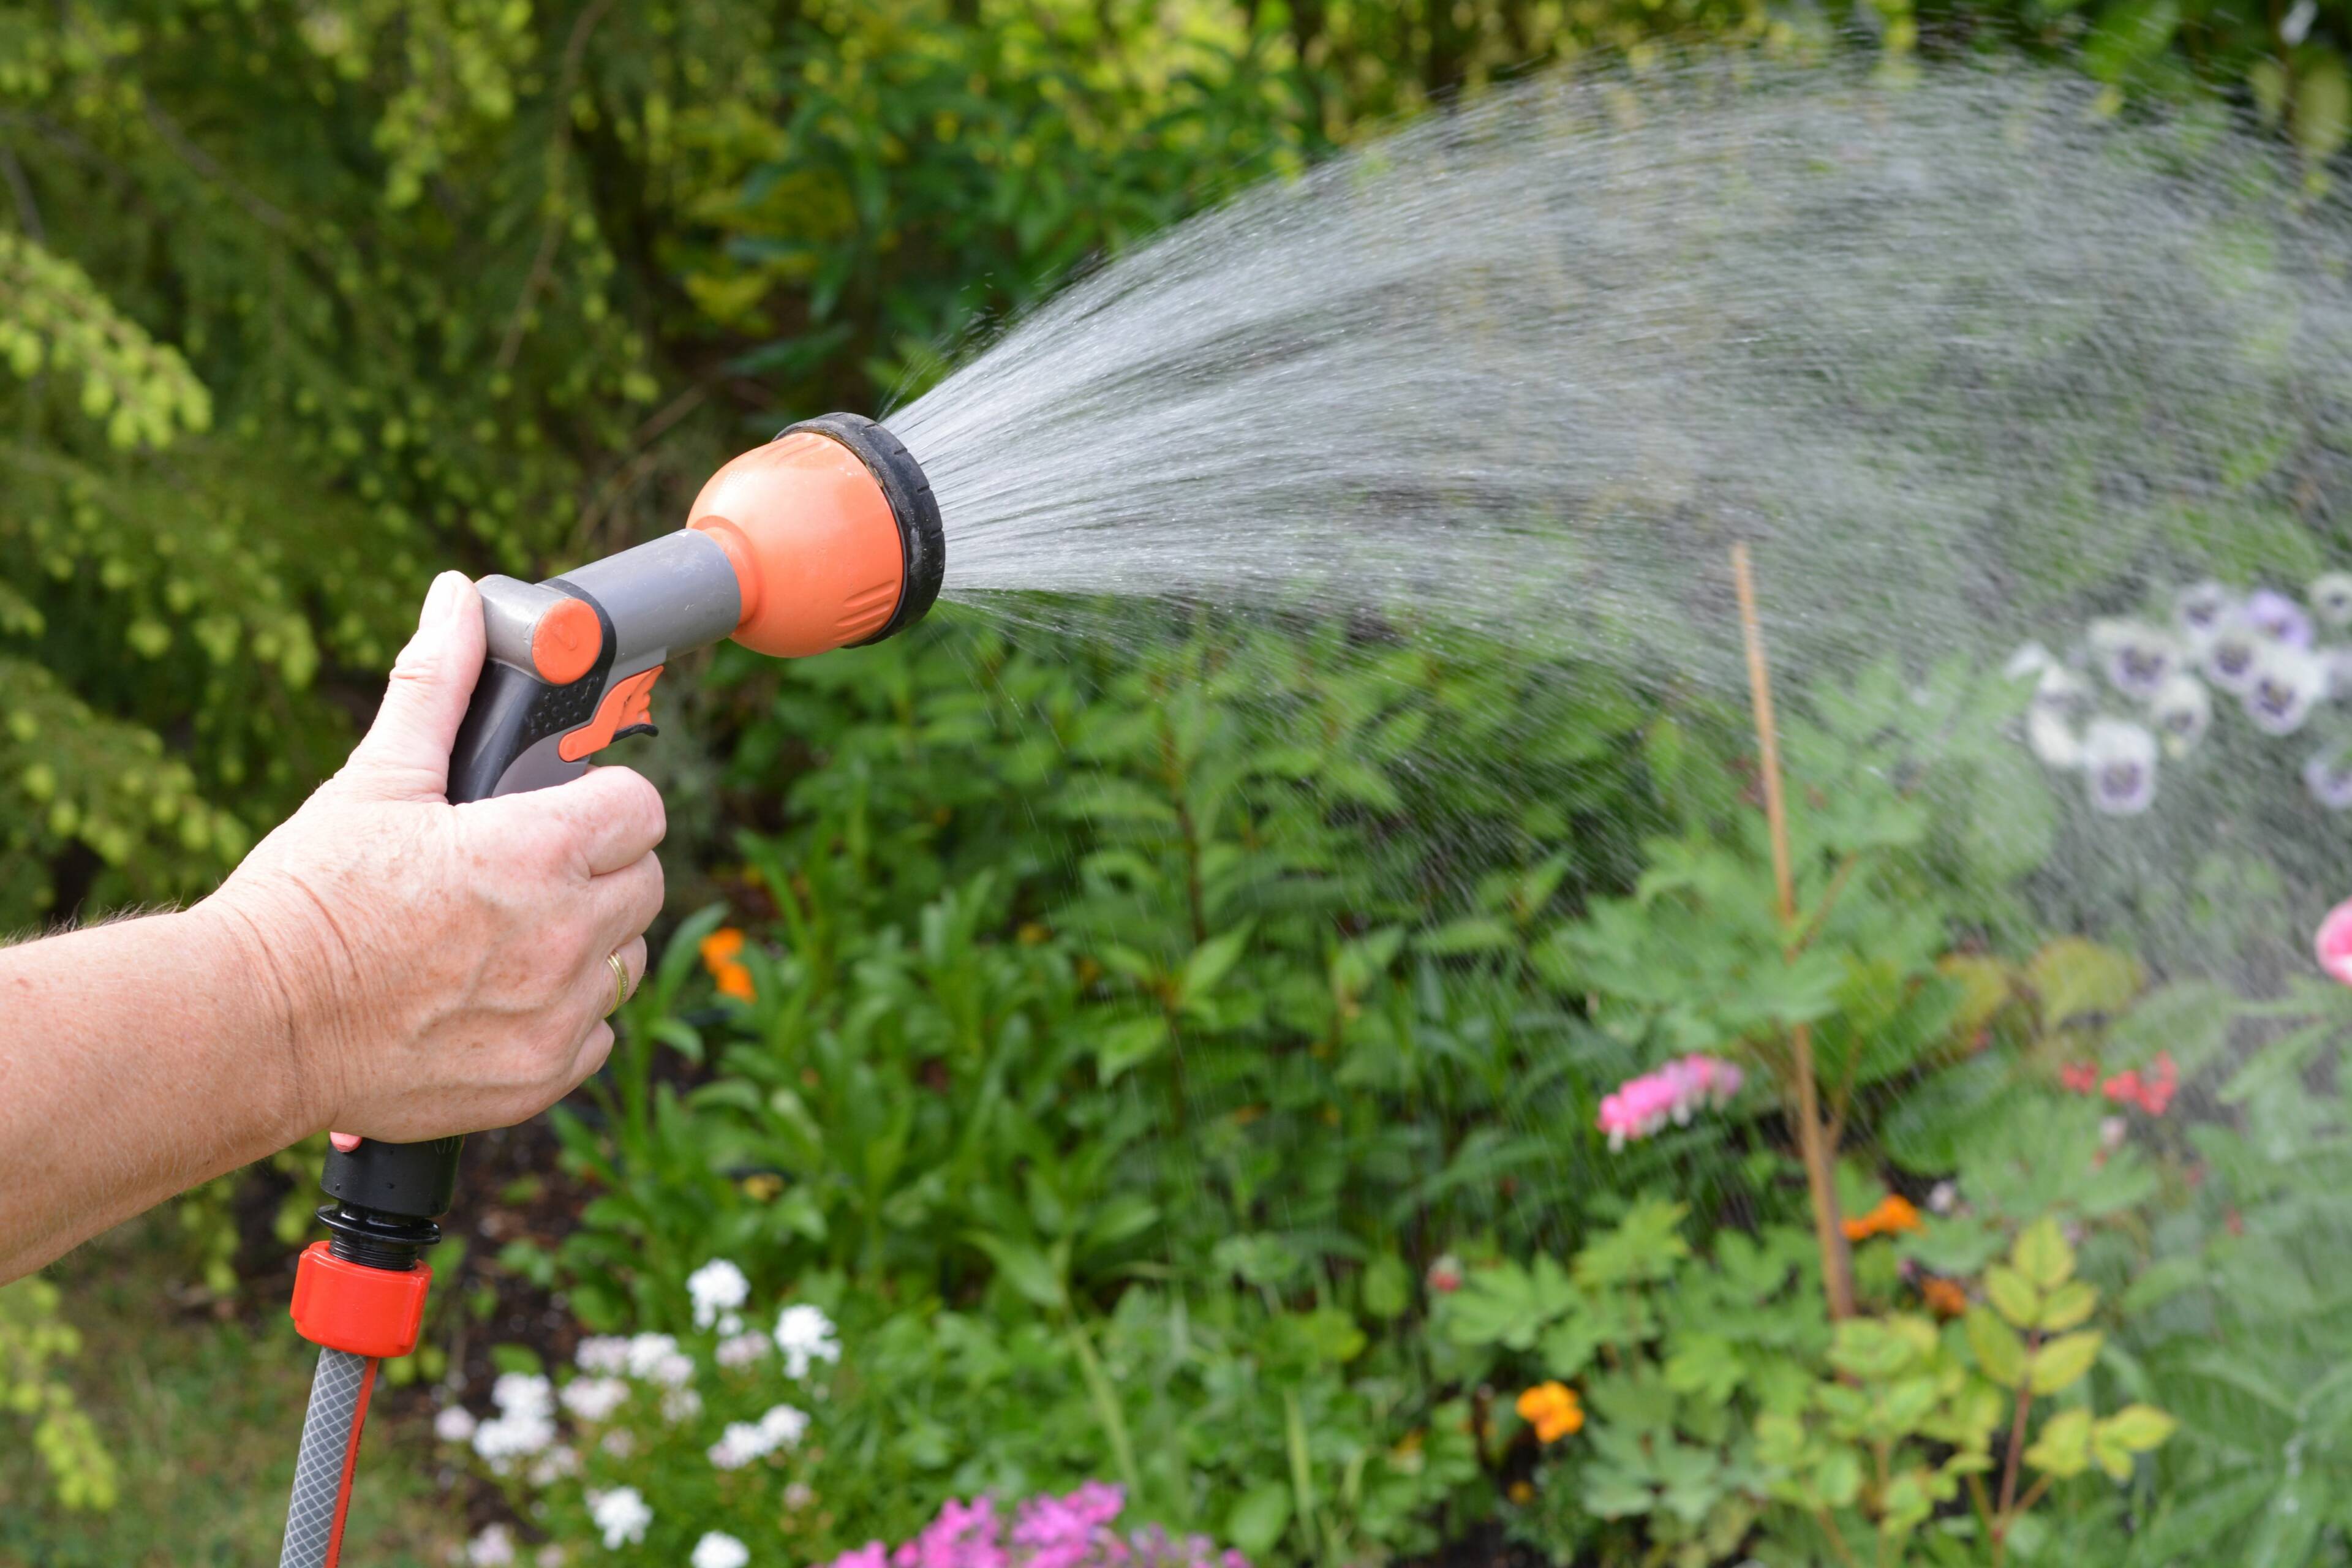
[[714, 962, 756, 1001], [1515, 1381, 1583, 1443], [699, 927, 746, 970], [1918, 1276, 1968, 1319], [1844, 1193, 1923, 1242], [1507, 1480, 1535, 1505]]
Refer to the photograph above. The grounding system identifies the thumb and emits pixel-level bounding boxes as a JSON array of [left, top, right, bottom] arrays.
[[337, 571, 485, 801]]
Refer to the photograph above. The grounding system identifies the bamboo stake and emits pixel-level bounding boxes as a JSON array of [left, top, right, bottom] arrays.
[[1732, 542, 1856, 1321]]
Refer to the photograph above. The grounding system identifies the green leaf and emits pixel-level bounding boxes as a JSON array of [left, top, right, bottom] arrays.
[[1828, 1319, 1918, 1381], [2022, 1407, 2091, 1478], [1225, 1482, 1292, 1558], [1415, 916, 1516, 956], [1966, 1307, 2028, 1388], [1177, 926, 1251, 1009], [967, 1232, 1066, 1311], [1665, 1331, 1744, 1404], [1537, 1311, 1604, 1379], [2011, 1216, 2075, 1291], [1093, 1016, 1169, 1084], [2098, 1403, 2177, 1452], [1360, 1253, 1410, 1320], [487, 1342, 543, 1376], [2082, 0, 2180, 83], [2296, 52, 2351, 161], [2024, 938, 2139, 1027], [2037, 1280, 2098, 1332], [1574, 1200, 1690, 1289], [2028, 1330, 2103, 1395], [1985, 1265, 2041, 1329]]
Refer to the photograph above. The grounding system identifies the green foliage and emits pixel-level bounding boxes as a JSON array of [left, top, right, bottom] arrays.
[[0, 1275, 116, 1512]]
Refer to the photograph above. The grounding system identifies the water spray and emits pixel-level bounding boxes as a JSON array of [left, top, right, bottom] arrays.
[[276, 413, 943, 1568]]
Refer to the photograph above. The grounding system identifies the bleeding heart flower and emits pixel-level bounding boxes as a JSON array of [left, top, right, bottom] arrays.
[[2316, 899, 2352, 986]]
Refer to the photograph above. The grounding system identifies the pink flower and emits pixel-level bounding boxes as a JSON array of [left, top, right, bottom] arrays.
[[2318, 899, 2352, 986], [842, 1483, 1249, 1568], [1425, 1255, 1463, 1294], [1596, 1055, 1745, 1150]]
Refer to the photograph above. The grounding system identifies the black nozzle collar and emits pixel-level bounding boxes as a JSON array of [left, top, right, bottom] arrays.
[[782, 412, 945, 645]]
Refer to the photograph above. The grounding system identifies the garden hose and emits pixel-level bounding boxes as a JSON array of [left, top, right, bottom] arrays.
[[277, 413, 944, 1567]]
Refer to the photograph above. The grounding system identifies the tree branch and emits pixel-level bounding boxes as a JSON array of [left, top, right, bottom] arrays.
[[0, 143, 45, 244]]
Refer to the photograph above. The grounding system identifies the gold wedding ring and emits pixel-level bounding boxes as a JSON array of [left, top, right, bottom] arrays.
[[606, 950, 631, 1016]]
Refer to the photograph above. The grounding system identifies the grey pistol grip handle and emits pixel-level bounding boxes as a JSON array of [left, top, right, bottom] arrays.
[[447, 582, 616, 805]]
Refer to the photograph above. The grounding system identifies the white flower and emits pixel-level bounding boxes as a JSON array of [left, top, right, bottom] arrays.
[[2313, 573, 2352, 626], [575, 1336, 631, 1375], [2285, 0, 2319, 42], [716, 1332, 769, 1368], [783, 1481, 815, 1510], [2090, 619, 2179, 701], [1926, 1180, 1958, 1215], [472, 1409, 557, 1466], [560, 1376, 630, 1423], [491, 1373, 554, 1421], [2176, 579, 2235, 641], [586, 1487, 653, 1550], [692, 1533, 752, 1568], [755, 1403, 810, 1450], [599, 1428, 636, 1459], [622, 1333, 684, 1381], [717, 1311, 745, 1338], [2003, 641, 2052, 681], [707, 1423, 766, 1471], [527, 1444, 580, 1487], [2082, 718, 2158, 816], [705, 1401, 809, 1470], [2027, 706, 2083, 769], [2203, 618, 2265, 695], [2149, 673, 2212, 756], [688, 1260, 753, 1331], [2245, 643, 2325, 736], [536, 1548, 567, 1568], [2306, 751, 2352, 810], [2034, 664, 2092, 720], [434, 1405, 479, 1444], [2318, 646, 2352, 700], [2100, 1115, 2129, 1152], [773, 1305, 841, 1379], [662, 1387, 704, 1424], [466, 1524, 517, 1567]]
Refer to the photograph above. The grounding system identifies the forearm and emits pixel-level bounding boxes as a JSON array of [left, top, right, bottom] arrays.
[[0, 900, 312, 1281]]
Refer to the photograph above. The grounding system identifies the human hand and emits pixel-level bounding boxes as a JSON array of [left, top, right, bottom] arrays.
[[197, 571, 666, 1145]]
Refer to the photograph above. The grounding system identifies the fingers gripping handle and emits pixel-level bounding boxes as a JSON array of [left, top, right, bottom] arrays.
[[316, 532, 745, 1272]]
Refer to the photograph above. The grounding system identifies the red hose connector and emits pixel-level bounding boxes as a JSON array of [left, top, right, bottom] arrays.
[[289, 1242, 433, 1359]]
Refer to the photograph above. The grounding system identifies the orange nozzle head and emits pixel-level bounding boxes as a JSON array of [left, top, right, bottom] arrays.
[[687, 413, 944, 659]]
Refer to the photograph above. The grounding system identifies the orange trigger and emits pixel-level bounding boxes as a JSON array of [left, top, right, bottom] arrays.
[[558, 666, 663, 762]]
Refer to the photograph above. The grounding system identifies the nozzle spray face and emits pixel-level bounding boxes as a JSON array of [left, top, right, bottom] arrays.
[[688, 412, 944, 658]]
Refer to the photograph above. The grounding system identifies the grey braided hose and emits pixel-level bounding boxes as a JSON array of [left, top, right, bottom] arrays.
[[281, 1348, 379, 1568]]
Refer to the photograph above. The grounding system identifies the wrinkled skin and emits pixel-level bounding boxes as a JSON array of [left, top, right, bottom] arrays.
[[211, 572, 664, 1142], [0, 573, 665, 1279]]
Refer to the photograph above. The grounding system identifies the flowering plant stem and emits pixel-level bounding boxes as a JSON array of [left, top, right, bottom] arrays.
[[1733, 543, 1856, 1322], [1066, 1317, 1142, 1497]]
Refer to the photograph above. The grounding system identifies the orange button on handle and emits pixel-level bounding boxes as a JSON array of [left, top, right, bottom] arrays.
[[531, 598, 602, 685], [558, 666, 663, 762]]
